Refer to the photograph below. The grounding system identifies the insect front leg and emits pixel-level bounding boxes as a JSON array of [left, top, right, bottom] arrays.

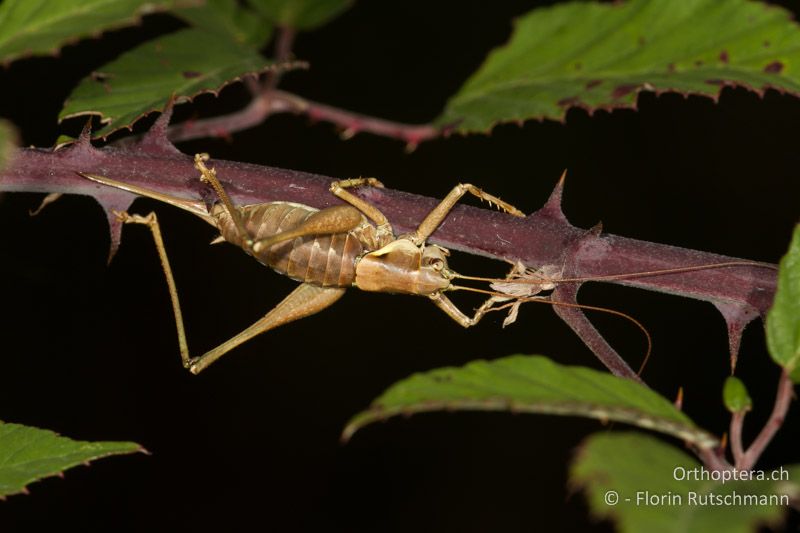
[[411, 184, 524, 323], [410, 183, 525, 245], [428, 292, 501, 328]]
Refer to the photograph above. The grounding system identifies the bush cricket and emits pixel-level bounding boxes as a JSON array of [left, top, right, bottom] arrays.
[[79, 154, 539, 373]]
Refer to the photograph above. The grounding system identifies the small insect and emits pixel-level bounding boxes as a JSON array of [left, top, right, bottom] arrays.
[[79, 154, 531, 373]]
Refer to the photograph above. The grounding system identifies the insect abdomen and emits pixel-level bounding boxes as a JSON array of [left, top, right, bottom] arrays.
[[214, 202, 366, 287]]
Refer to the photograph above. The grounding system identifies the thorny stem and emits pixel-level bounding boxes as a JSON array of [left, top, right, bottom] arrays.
[[284, 90, 442, 149], [166, 88, 442, 147], [738, 370, 795, 471], [1, 143, 778, 381]]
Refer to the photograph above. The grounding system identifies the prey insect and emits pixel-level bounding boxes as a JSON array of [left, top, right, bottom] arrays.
[[79, 154, 528, 374]]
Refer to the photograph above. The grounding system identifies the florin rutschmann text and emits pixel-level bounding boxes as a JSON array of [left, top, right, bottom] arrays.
[[601, 467, 793, 508]]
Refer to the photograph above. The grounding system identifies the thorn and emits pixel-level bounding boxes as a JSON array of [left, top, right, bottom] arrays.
[[150, 95, 175, 136], [103, 206, 125, 264], [340, 127, 357, 140], [136, 95, 181, 155], [58, 118, 101, 156], [674, 386, 684, 410], [213, 128, 234, 144], [720, 432, 728, 450], [96, 194, 136, 263], [535, 169, 568, 222], [713, 301, 758, 373], [589, 221, 603, 236], [77, 119, 93, 146]]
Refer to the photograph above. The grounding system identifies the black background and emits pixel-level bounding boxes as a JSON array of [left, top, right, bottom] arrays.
[[1, 1, 799, 531]]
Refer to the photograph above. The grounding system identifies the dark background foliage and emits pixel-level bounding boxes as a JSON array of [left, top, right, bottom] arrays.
[[0, 1, 798, 531]]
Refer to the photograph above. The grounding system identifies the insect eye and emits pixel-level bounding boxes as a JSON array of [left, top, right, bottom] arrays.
[[429, 258, 444, 271]]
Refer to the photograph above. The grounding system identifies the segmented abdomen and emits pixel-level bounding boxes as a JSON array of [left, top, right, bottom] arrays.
[[213, 202, 368, 287]]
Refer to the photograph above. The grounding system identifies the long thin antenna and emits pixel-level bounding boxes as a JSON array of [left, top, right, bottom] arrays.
[[450, 284, 652, 376], [455, 260, 777, 287]]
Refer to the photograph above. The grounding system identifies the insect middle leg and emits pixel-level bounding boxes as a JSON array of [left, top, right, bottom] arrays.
[[117, 210, 345, 374], [329, 178, 394, 242]]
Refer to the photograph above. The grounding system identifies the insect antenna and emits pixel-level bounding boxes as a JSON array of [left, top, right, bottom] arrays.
[[449, 284, 652, 376], [455, 260, 777, 287]]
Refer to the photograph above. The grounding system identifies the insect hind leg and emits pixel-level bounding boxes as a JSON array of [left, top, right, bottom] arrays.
[[118, 211, 347, 374]]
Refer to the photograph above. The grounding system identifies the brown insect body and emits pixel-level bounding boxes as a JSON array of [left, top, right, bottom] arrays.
[[213, 202, 380, 288], [213, 200, 453, 296]]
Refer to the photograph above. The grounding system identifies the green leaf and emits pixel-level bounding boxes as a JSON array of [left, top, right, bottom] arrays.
[[0, 421, 142, 498], [248, 0, 352, 30], [439, 0, 800, 133], [59, 28, 275, 137], [723, 376, 752, 413], [0, 119, 18, 171], [0, 0, 174, 64], [767, 225, 800, 382], [571, 432, 800, 533], [344, 355, 717, 448], [173, 0, 273, 48]]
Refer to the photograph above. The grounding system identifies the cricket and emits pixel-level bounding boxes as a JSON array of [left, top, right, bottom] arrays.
[[79, 155, 767, 375], [80, 154, 537, 374]]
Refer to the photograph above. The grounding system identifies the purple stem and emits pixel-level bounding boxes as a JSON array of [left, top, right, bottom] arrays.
[[697, 446, 733, 472], [0, 138, 778, 378], [729, 411, 746, 467], [739, 370, 795, 470], [165, 89, 441, 147]]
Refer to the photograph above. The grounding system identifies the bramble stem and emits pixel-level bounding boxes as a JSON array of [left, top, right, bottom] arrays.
[[729, 411, 746, 467], [697, 446, 733, 472], [166, 88, 442, 147], [739, 370, 794, 470], [0, 145, 778, 380]]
